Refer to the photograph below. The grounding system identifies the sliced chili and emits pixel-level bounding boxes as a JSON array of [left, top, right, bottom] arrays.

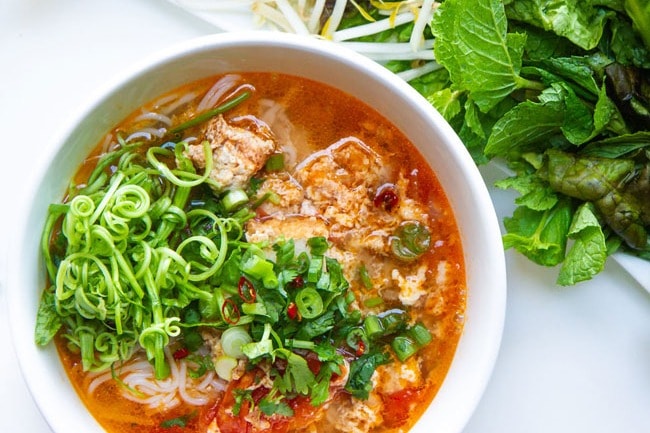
[[222, 298, 240, 325], [287, 302, 299, 320], [238, 276, 257, 303], [172, 347, 190, 360]]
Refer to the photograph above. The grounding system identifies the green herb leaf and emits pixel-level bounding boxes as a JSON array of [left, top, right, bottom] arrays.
[[557, 203, 608, 285], [345, 352, 390, 400], [432, 0, 535, 112], [259, 396, 294, 417], [505, 0, 613, 50], [502, 197, 574, 266], [34, 291, 62, 346], [273, 349, 316, 396]]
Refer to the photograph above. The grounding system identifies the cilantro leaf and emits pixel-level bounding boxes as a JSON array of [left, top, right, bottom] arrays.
[[259, 393, 294, 417], [273, 349, 316, 396]]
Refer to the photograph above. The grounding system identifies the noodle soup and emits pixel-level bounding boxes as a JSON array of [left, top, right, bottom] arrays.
[[36, 72, 466, 433]]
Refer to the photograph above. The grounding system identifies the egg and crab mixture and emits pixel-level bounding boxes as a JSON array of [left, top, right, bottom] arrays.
[[47, 73, 466, 433]]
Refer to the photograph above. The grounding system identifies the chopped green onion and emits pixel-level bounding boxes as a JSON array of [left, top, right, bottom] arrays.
[[408, 322, 433, 347], [215, 355, 239, 381], [264, 153, 285, 171], [363, 315, 383, 338], [379, 310, 409, 335], [295, 288, 324, 319], [285, 339, 316, 350], [221, 326, 253, 359], [241, 302, 268, 317], [358, 264, 373, 290], [307, 236, 329, 256], [391, 336, 419, 362], [222, 188, 249, 211], [390, 221, 431, 262], [363, 296, 384, 308], [241, 251, 278, 288]]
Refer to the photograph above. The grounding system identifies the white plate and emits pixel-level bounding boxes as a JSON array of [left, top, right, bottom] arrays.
[[167, 0, 265, 32], [167, 0, 650, 293]]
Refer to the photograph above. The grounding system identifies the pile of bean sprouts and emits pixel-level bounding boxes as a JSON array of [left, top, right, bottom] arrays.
[[168, 0, 443, 82]]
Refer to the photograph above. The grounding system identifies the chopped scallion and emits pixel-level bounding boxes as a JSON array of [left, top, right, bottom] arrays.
[[222, 188, 249, 211], [264, 153, 285, 171], [214, 355, 239, 381], [363, 315, 383, 338], [363, 296, 384, 308], [358, 264, 373, 289], [391, 336, 419, 362], [221, 326, 253, 359], [408, 322, 433, 347]]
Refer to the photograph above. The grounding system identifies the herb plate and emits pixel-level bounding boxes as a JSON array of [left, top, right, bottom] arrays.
[[167, 0, 650, 292]]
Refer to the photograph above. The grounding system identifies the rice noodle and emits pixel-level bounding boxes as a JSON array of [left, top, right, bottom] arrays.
[[197, 74, 241, 112], [161, 91, 199, 116], [99, 133, 114, 154], [86, 348, 225, 410], [257, 98, 298, 167], [125, 127, 167, 143], [134, 112, 173, 126]]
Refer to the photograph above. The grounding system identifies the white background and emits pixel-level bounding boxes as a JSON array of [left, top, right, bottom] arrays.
[[0, 1, 649, 432]]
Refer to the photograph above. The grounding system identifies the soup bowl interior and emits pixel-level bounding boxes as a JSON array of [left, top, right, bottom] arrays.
[[7, 32, 506, 433]]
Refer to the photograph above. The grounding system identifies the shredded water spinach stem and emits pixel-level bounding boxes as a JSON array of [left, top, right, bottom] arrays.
[[35, 93, 259, 378]]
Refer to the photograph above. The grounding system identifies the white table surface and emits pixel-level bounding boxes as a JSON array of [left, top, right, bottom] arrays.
[[1, 1, 648, 432]]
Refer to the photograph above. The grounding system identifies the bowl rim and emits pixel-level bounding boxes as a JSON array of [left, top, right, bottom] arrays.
[[6, 31, 506, 433]]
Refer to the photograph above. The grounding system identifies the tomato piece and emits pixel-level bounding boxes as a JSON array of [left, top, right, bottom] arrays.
[[380, 386, 424, 428], [211, 368, 329, 433], [213, 372, 256, 433]]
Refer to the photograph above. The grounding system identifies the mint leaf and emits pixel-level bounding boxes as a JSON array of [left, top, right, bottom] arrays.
[[495, 173, 559, 211], [581, 131, 650, 158], [505, 0, 613, 50], [625, 0, 650, 51], [484, 96, 565, 158], [502, 198, 573, 266], [427, 88, 462, 122], [432, 0, 536, 112], [557, 203, 607, 285]]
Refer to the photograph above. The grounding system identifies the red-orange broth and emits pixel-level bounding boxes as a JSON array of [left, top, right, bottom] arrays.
[[47, 72, 466, 433]]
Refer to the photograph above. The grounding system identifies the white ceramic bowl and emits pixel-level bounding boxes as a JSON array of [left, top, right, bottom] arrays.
[[7, 32, 506, 433]]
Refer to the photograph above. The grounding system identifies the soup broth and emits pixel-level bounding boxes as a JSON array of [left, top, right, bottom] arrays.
[[39, 72, 466, 433]]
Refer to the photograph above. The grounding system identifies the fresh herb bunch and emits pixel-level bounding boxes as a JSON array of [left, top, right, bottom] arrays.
[[331, 0, 650, 285], [416, 0, 650, 285], [233, 0, 650, 285]]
